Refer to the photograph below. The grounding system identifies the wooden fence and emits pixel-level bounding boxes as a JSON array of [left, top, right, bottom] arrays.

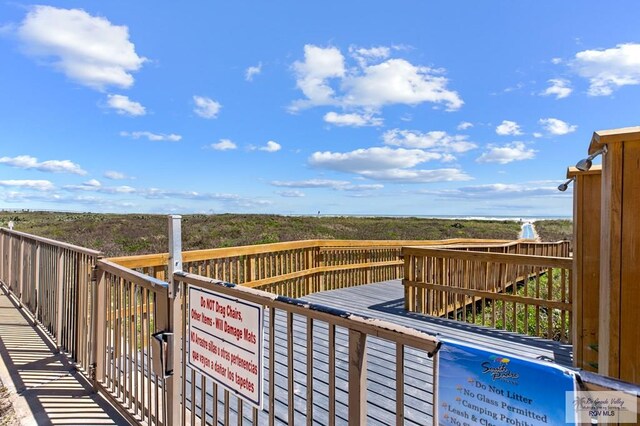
[[403, 242, 573, 342], [109, 238, 513, 298]]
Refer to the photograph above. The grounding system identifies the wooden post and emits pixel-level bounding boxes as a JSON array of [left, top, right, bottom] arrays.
[[591, 127, 640, 384], [568, 165, 601, 372], [348, 329, 367, 425], [34, 243, 40, 316]]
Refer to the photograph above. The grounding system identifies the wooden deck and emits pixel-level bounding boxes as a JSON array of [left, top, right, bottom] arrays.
[[185, 279, 572, 425]]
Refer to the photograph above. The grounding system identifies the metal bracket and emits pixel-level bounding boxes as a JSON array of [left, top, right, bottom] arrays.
[[152, 331, 174, 378]]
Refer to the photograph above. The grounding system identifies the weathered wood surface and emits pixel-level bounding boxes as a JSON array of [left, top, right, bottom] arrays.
[[183, 280, 572, 425]]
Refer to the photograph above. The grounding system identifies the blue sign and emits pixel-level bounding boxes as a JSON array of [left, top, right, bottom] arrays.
[[437, 339, 577, 425]]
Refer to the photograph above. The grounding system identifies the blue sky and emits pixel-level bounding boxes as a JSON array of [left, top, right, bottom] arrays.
[[0, 1, 638, 217]]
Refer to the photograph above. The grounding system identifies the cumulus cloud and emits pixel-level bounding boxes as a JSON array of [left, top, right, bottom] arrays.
[[0, 179, 55, 191], [259, 141, 281, 152], [210, 139, 237, 151], [292, 45, 345, 108], [271, 179, 383, 191], [572, 43, 640, 96], [16, 5, 145, 90], [323, 111, 383, 127], [245, 62, 262, 81], [64, 180, 136, 193], [193, 95, 222, 118], [476, 142, 536, 164], [120, 131, 182, 142], [276, 190, 305, 198], [310, 147, 445, 172], [539, 118, 577, 135], [457, 121, 473, 130], [107, 94, 146, 116], [541, 79, 572, 99], [0, 155, 86, 175], [382, 129, 477, 153], [291, 44, 463, 112], [495, 120, 523, 136], [308, 146, 471, 183]]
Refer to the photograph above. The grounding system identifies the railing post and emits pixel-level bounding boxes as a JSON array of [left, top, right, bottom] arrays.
[[7, 233, 13, 292], [348, 329, 367, 425], [18, 237, 24, 305], [92, 265, 106, 388], [34, 242, 40, 315], [56, 249, 65, 351], [167, 215, 183, 426]]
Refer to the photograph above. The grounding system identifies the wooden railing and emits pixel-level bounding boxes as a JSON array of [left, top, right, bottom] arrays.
[[0, 227, 101, 371], [109, 238, 513, 298], [403, 242, 573, 342]]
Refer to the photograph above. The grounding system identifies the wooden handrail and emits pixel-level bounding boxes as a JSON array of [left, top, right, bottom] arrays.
[[109, 238, 513, 268], [402, 247, 572, 268], [1, 227, 102, 256]]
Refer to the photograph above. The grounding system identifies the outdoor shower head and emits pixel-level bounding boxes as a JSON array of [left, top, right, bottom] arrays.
[[576, 146, 607, 171], [557, 177, 575, 192]]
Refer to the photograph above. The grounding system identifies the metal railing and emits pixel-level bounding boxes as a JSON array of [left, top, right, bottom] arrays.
[[403, 243, 573, 342], [4, 224, 639, 425], [174, 271, 440, 425], [0, 227, 100, 371]]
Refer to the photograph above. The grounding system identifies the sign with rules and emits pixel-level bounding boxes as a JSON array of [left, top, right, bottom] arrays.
[[187, 286, 264, 408]]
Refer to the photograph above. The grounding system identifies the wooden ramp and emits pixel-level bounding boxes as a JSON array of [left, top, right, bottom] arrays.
[[184, 280, 573, 425]]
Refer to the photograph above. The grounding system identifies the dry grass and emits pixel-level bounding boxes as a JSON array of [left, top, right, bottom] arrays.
[[0, 211, 569, 257]]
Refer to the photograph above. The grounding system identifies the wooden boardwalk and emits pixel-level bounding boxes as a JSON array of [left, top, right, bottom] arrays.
[[185, 280, 572, 425]]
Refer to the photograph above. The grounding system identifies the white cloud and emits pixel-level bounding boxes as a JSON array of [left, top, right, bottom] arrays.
[[291, 44, 463, 112], [427, 182, 570, 200], [0, 155, 87, 175], [16, 5, 145, 90], [271, 179, 383, 191], [308, 146, 471, 183], [532, 132, 543, 138], [541, 79, 572, 99], [343, 59, 463, 111], [310, 147, 445, 172], [457, 121, 473, 130], [477, 142, 536, 164], [349, 46, 391, 67], [292, 45, 345, 107], [276, 190, 305, 198], [64, 180, 136, 193], [551, 57, 563, 65], [357, 168, 471, 183], [573, 43, 640, 96], [120, 131, 182, 142], [495, 120, 523, 136], [539, 118, 577, 135], [245, 63, 262, 81], [259, 141, 281, 152], [104, 170, 128, 180], [0, 179, 54, 191], [107, 94, 146, 116], [382, 129, 477, 153], [210, 139, 237, 151], [193, 96, 222, 119], [323, 111, 383, 127]]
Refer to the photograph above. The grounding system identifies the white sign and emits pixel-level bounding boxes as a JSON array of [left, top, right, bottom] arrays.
[[187, 286, 264, 408]]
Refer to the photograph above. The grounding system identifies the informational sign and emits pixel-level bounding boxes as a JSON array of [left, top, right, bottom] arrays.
[[437, 339, 577, 425], [187, 286, 264, 408]]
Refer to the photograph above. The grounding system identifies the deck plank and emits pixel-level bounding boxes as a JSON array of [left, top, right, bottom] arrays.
[[186, 280, 573, 425]]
